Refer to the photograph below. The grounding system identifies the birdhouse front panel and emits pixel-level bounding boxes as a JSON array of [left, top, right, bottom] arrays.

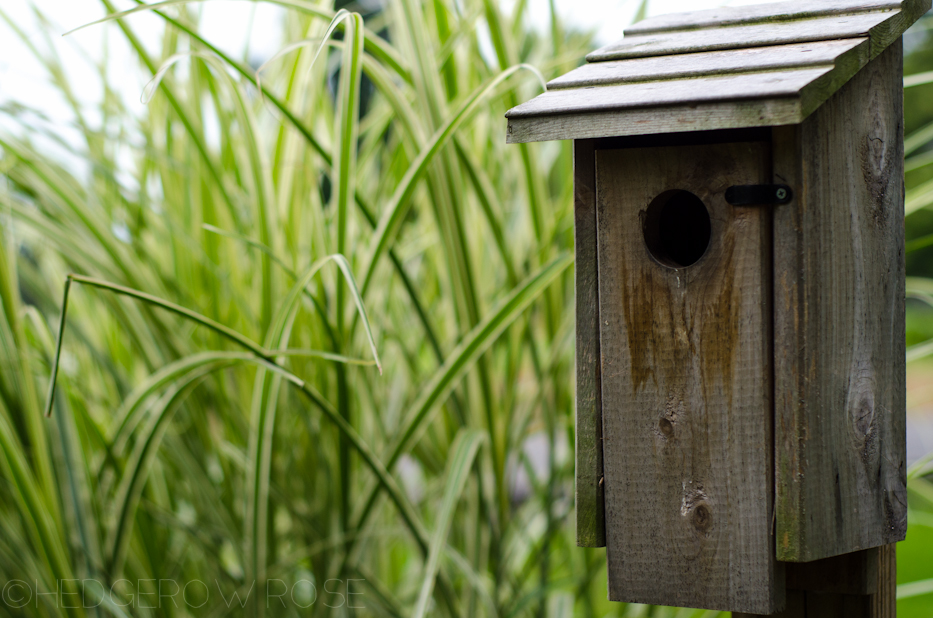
[[596, 140, 779, 613]]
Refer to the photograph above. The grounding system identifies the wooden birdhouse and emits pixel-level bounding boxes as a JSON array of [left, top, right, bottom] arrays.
[[506, 0, 929, 613]]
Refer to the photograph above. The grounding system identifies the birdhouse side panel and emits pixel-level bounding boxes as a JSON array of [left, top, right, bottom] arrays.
[[574, 139, 606, 548], [773, 39, 907, 563]]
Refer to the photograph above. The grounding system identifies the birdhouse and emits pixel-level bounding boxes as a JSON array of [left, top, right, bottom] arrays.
[[506, 0, 929, 613]]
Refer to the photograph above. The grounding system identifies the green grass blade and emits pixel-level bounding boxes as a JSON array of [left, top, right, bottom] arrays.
[[906, 176, 933, 216], [349, 253, 572, 544], [98, 0, 239, 222], [333, 21, 365, 524], [331, 254, 382, 373], [906, 118, 933, 156], [905, 69, 933, 88], [906, 232, 933, 253], [111, 352, 253, 452], [361, 64, 544, 296], [246, 367, 283, 618], [907, 148, 933, 173], [907, 338, 933, 362], [0, 409, 77, 615], [63, 274, 267, 356], [454, 138, 519, 284], [412, 429, 484, 618], [132, 8, 439, 370], [108, 368, 216, 573], [0, 213, 59, 508], [388, 252, 570, 467], [44, 280, 426, 566], [264, 254, 382, 369], [897, 577, 933, 599], [242, 357, 432, 554], [43, 277, 71, 418], [334, 12, 364, 268], [255, 9, 351, 93]]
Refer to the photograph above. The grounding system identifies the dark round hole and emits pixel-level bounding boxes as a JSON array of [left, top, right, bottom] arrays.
[[642, 190, 711, 268]]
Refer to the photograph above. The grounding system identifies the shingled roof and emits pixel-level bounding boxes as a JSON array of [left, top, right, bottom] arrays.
[[505, 0, 930, 143]]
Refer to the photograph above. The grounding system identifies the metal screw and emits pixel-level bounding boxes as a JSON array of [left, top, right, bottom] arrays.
[[775, 187, 788, 201]]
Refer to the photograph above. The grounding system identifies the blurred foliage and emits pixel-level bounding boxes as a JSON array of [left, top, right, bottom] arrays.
[[906, 16, 933, 280]]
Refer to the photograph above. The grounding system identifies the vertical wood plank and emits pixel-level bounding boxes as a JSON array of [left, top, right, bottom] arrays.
[[574, 139, 606, 548], [772, 40, 906, 563], [597, 142, 783, 613], [871, 544, 897, 618]]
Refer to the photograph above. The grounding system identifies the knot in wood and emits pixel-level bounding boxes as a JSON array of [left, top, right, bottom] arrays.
[[692, 502, 713, 534]]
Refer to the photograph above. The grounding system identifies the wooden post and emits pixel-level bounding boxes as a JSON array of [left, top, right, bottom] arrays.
[[733, 545, 896, 618]]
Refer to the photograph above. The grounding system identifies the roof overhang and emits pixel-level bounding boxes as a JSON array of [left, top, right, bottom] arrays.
[[505, 0, 930, 143]]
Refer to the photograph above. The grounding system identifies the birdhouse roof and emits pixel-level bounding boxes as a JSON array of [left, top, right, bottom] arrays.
[[505, 0, 930, 143]]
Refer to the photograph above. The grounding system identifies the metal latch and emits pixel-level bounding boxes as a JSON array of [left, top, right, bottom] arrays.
[[725, 184, 793, 206]]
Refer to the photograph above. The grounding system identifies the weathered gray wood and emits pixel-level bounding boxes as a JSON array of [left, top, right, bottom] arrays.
[[592, 0, 929, 62], [588, 12, 894, 61], [574, 139, 605, 548], [548, 39, 866, 90], [862, 0, 931, 58], [596, 142, 782, 613], [504, 0, 927, 144], [505, 41, 873, 144], [772, 41, 906, 563], [509, 67, 833, 119], [733, 546, 896, 618], [506, 97, 803, 144], [624, 0, 905, 36], [872, 544, 897, 618]]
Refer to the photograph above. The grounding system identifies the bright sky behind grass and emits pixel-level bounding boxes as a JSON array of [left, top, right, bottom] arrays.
[[0, 0, 764, 131], [0, 0, 764, 185]]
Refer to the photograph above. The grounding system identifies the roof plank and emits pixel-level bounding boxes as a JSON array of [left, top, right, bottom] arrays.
[[505, 32, 872, 143], [505, 98, 803, 143], [509, 68, 833, 118], [587, 11, 894, 61], [623, 0, 905, 35], [548, 39, 866, 90]]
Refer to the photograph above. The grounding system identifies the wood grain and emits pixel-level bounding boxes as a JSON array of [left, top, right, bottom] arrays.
[[592, 0, 929, 62], [508, 68, 834, 119], [772, 41, 906, 563], [504, 42, 872, 144], [587, 12, 894, 61], [596, 142, 782, 613], [503, 0, 927, 144], [574, 139, 605, 548], [623, 0, 907, 35], [872, 544, 897, 618], [506, 97, 804, 144], [548, 40, 866, 90]]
